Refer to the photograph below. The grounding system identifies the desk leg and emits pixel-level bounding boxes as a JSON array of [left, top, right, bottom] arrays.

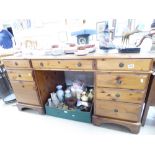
[[141, 75, 154, 126], [17, 102, 45, 114]]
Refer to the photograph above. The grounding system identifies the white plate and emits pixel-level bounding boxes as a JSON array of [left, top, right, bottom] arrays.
[[64, 50, 76, 54], [74, 50, 89, 56], [86, 47, 96, 53], [51, 49, 64, 55]]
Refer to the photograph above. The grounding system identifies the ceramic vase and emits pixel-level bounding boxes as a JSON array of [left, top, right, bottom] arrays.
[[56, 85, 64, 102]]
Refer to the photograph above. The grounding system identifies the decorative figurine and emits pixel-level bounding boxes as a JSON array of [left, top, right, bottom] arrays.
[[118, 25, 142, 53], [81, 91, 88, 102], [56, 85, 64, 102], [122, 25, 141, 47], [51, 92, 60, 107], [88, 89, 94, 102], [99, 22, 115, 50]]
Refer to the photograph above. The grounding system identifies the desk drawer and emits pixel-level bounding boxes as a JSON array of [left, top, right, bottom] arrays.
[[11, 81, 40, 106], [96, 73, 149, 90], [32, 59, 94, 70], [3, 59, 31, 68], [95, 100, 142, 122], [7, 69, 33, 81], [97, 59, 152, 71], [96, 88, 145, 103]]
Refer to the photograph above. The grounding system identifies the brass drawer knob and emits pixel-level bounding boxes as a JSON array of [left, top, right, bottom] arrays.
[[77, 62, 82, 67], [15, 62, 18, 66], [40, 62, 44, 67], [22, 85, 25, 88], [18, 74, 21, 77], [119, 63, 124, 68], [115, 93, 120, 97], [114, 109, 118, 112], [116, 79, 122, 85]]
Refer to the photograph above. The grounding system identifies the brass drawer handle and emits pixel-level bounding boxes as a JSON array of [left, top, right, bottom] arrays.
[[40, 62, 44, 67], [114, 109, 118, 112], [22, 85, 25, 88], [115, 93, 120, 97], [15, 62, 18, 66], [18, 74, 21, 77], [119, 63, 124, 68], [77, 62, 82, 67]]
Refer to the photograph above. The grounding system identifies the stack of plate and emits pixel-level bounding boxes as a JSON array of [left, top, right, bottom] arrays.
[[74, 50, 89, 56]]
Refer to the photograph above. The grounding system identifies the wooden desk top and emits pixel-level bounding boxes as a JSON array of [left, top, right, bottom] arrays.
[[0, 49, 20, 66], [0, 49, 20, 58], [3, 49, 155, 60]]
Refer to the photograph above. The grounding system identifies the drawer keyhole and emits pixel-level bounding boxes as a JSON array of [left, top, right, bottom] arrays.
[[114, 109, 118, 113], [119, 63, 124, 68], [77, 62, 82, 67], [22, 85, 25, 88], [40, 62, 44, 67]]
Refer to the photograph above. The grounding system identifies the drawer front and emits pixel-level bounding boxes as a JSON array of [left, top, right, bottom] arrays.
[[7, 69, 33, 81], [95, 100, 142, 122], [32, 60, 93, 70], [96, 88, 145, 103], [10, 81, 40, 106], [3, 59, 31, 68], [96, 73, 149, 90], [97, 59, 152, 71]]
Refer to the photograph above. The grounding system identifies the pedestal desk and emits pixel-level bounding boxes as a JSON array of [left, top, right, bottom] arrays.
[[3, 50, 155, 133]]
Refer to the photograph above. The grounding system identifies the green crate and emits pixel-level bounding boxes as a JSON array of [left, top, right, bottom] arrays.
[[45, 103, 92, 123]]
